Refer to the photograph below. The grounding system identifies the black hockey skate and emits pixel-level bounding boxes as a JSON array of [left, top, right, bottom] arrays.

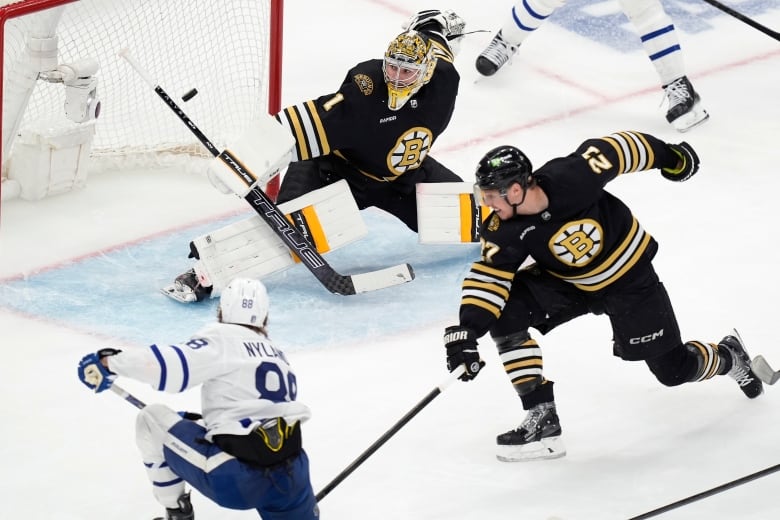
[[719, 330, 764, 399], [161, 269, 212, 303], [153, 492, 194, 520], [475, 30, 518, 76], [496, 402, 565, 462], [662, 76, 709, 132]]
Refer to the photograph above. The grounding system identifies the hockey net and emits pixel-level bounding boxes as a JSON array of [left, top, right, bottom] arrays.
[[0, 0, 282, 206]]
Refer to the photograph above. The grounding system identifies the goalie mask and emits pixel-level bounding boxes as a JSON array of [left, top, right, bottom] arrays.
[[218, 278, 269, 328], [383, 30, 436, 111]]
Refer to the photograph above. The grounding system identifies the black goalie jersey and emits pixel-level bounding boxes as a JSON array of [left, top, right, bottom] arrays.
[[460, 131, 682, 335], [274, 39, 458, 193]]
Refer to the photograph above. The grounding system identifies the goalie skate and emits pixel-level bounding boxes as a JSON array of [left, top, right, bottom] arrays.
[[160, 283, 197, 303], [160, 268, 212, 303]]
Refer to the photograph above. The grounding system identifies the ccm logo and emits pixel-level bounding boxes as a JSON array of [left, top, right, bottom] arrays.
[[629, 329, 664, 344]]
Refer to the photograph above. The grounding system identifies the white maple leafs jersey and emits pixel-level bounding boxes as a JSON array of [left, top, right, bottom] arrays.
[[107, 322, 311, 441]]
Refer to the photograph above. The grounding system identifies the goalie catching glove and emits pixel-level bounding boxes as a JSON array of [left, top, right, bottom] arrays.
[[77, 348, 121, 392], [444, 325, 484, 381], [661, 141, 699, 182], [403, 9, 466, 55]]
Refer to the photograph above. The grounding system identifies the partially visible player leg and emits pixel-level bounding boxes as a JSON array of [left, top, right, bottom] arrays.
[[618, 0, 709, 131], [135, 405, 193, 520], [493, 331, 565, 462], [476, 0, 566, 76], [276, 157, 331, 204]]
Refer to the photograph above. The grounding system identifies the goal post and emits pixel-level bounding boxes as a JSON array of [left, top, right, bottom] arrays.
[[0, 0, 283, 213]]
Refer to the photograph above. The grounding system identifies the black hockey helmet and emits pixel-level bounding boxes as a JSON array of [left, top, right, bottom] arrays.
[[475, 145, 533, 193]]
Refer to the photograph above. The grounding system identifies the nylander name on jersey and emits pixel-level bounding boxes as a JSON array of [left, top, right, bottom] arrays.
[[460, 131, 680, 335], [243, 340, 288, 362]]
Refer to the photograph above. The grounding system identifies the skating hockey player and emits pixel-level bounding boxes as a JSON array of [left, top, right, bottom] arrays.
[[169, 9, 472, 303], [77, 278, 318, 519], [442, 132, 763, 462], [476, 0, 709, 132]]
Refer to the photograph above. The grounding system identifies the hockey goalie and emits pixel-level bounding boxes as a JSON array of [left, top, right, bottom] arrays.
[[163, 9, 489, 303]]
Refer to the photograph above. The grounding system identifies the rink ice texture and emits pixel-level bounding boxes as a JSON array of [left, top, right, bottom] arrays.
[[1, 1, 779, 519]]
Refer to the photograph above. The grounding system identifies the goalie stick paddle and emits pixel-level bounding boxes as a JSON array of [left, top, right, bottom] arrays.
[[315, 364, 467, 502], [751, 355, 780, 385], [118, 49, 414, 296]]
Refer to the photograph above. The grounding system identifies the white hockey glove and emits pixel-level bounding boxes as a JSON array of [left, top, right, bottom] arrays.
[[77, 348, 120, 393], [403, 10, 466, 56]]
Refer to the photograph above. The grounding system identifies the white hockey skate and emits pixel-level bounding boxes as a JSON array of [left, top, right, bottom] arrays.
[[475, 30, 518, 77], [496, 402, 566, 462], [663, 76, 709, 132]]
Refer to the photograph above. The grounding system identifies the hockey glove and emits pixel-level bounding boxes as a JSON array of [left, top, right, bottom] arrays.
[[77, 348, 120, 393], [444, 325, 484, 381], [661, 141, 699, 182]]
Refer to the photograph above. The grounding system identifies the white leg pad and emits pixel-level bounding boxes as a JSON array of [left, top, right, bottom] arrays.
[[194, 179, 367, 295], [416, 182, 488, 244]]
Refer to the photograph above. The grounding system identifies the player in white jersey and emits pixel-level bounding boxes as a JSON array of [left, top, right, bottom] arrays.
[[77, 278, 318, 520], [475, 0, 709, 132]]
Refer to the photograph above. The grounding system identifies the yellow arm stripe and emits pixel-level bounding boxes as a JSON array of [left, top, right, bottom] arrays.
[[617, 131, 639, 171], [601, 136, 625, 174], [286, 108, 310, 160], [305, 100, 330, 155]]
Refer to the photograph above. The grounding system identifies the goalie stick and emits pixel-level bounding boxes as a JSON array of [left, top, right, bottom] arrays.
[[751, 355, 780, 385], [118, 49, 414, 296]]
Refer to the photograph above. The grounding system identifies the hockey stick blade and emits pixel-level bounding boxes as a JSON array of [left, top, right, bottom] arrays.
[[120, 49, 415, 296], [751, 355, 780, 385]]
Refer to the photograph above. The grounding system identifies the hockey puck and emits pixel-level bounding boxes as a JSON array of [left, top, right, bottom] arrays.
[[182, 88, 198, 102]]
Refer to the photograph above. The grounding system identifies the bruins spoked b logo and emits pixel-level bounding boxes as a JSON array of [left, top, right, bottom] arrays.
[[549, 219, 602, 266], [387, 126, 432, 175]]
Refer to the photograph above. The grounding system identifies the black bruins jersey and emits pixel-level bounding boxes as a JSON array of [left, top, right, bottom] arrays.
[[460, 131, 682, 335], [274, 38, 458, 192]]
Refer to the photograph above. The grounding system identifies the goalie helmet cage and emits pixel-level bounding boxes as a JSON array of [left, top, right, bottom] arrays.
[[0, 0, 283, 216]]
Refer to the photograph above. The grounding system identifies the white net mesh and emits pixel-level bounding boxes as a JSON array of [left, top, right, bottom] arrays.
[[2, 0, 275, 175]]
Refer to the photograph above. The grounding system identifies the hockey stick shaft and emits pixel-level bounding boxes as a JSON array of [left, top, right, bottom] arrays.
[[627, 463, 780, 519], [700, 0, 780, 41], [118, 50, 413, 296], [110, 383, 146, 409], [315, 364, 466, 502]]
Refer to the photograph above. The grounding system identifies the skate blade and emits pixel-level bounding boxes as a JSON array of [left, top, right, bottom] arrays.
[[671, 103, 710, 132], [160, 284, 197, 303], [752, 355, 780, 385], [496, 436, 566, 462]]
